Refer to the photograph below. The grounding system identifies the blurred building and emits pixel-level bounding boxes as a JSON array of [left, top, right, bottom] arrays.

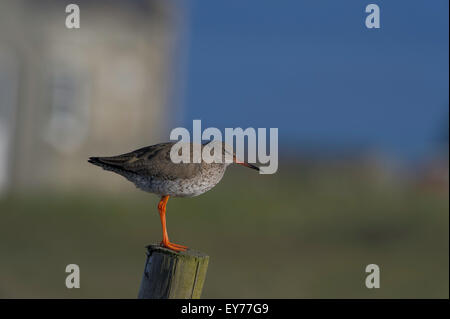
[[0, 0, 181, 192]]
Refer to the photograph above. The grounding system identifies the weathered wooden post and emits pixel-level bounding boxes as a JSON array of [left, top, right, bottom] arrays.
[[138, 244, 209, 299]]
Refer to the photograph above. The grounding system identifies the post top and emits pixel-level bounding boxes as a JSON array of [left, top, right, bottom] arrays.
[[145, 244, 209, 259]]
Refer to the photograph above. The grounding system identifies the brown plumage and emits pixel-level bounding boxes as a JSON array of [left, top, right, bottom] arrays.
[[89, 142, 201, 182]]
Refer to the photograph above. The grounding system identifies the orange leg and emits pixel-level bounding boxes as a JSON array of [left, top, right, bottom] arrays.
[[157, 195, 187, 252]]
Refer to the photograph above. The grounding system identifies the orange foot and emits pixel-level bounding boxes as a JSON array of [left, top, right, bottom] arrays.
[[160, 240, 188, 252]]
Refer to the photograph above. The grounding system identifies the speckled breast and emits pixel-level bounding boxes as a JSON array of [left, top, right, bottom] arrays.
[[133, 164, 227, 197]]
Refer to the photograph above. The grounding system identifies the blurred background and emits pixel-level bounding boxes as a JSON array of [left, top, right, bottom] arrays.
[[0, 0, 448, 298]]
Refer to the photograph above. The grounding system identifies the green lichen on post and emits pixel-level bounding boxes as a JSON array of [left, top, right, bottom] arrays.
[[138, 244, 209, 299]]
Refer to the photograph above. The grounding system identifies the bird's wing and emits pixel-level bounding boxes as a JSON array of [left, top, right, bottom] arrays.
[[89, 143, 202, 180]]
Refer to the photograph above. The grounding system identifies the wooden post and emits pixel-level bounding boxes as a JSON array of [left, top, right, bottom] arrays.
[[138, 244, 209, 299]]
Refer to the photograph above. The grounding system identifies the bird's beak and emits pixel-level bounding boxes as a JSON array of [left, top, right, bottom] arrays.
[[233, 156, 260, 171]]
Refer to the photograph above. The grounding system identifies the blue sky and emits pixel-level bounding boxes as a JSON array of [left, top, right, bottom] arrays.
[[176, 0, 448, 161]]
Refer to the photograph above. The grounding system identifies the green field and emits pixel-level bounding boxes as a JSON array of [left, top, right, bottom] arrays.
[[0, 165, 448, 298]]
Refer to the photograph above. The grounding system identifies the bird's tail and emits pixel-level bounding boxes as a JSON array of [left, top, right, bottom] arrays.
[[88, 156, 131, 170]]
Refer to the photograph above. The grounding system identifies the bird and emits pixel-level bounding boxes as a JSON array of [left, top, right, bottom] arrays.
[[88, 141, 259, 252]]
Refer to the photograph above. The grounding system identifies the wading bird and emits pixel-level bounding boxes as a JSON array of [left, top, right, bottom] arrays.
[[88, 141, 259, 252]]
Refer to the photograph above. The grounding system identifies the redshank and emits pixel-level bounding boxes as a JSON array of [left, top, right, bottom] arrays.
[[88, 141, 259, 252]]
